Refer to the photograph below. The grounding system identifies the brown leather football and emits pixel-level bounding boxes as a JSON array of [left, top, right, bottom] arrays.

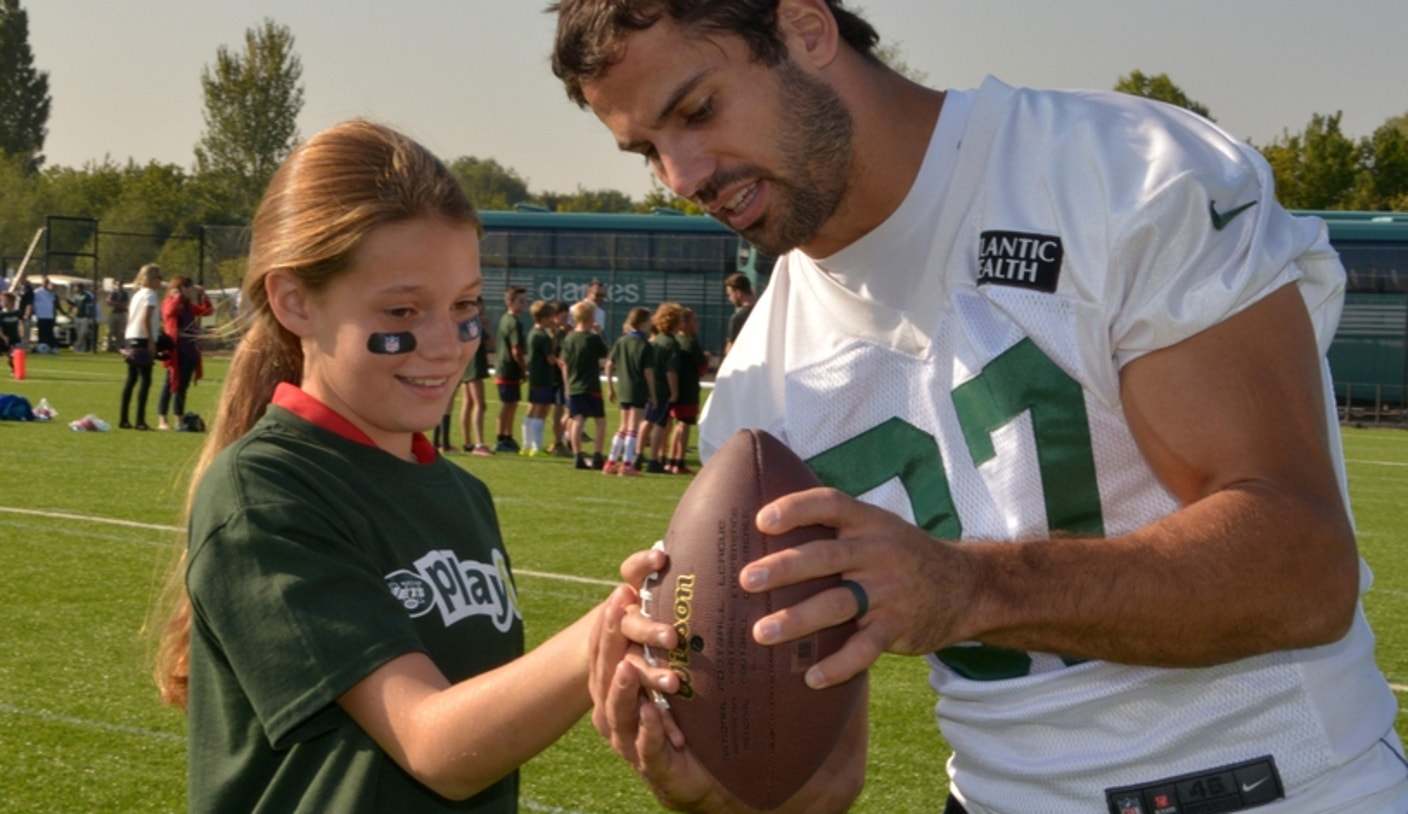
[[642, 428, 864, 810]]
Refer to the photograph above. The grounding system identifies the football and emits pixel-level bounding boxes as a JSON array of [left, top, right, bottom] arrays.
[[642, 428, 864, 811]]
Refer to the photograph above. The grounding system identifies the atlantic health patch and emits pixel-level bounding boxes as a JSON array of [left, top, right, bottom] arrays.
[[977, 230, 1064, 293]]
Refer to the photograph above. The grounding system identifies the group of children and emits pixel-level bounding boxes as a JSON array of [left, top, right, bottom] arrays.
[[430, 289, 712, 476]]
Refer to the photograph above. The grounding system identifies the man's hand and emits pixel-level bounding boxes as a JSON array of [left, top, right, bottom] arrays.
[[740, 488, 973, 689], [588, 546, 867, 812]]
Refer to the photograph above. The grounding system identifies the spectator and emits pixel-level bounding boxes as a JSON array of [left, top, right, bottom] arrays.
[[493, 286, 528, 452], [31, 276, 62, 352], [70, 282, 97, 352], [559, 299, 610, 469], [119, 264, 164, 430], [105, 280, 130, 352], [643, 302, 682, 474], [579, 279, 608, 334], [602, 306, 656, 476], [155, 276, 213, 431], [17, 279, 34, 349], [548, 300, 573, 455], [432, 395, 456, 454], [723, 272, 755, 356], [667, 306, 709, 474], [458, 296, 495, 456], [522, 299, 561, 456], [0, 291, 22, 372]]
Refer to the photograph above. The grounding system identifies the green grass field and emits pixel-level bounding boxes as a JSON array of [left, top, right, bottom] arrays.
[[1, 352, 1404, 812]]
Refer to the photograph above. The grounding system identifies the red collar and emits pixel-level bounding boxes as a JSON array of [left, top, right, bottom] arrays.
[[272, 383, 437, 464]]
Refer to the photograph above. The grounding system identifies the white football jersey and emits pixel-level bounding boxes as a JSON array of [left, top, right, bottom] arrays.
[[700, 78, 1406, 812]]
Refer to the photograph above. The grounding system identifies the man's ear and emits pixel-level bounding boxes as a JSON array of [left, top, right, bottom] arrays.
[[776, 0, 839, 69], [264, 270, 315, 339]]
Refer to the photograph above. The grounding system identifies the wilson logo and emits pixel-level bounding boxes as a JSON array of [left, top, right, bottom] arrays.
[[666, 574, 697, 699], [978, 230, 1064, 293]]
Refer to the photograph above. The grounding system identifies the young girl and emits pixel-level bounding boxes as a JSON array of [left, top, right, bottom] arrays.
[[153, 120, 650, 812]]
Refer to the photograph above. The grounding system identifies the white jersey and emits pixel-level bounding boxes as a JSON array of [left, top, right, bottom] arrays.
[[700, 78, 1406, 812], [123, 286, 161, 341]]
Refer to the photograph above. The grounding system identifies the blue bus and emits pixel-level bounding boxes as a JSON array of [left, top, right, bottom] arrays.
[[477, 208, 1407, 414], [1314, 213, 1408, 414], [479, 209, 741, 356]]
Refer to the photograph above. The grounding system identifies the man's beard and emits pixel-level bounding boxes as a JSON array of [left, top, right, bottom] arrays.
[[699, 59, 854, 256]]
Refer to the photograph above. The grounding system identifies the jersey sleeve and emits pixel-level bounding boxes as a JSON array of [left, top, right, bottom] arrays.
[[188, 500, 425, 749], [1085, 96, 1342, 367]]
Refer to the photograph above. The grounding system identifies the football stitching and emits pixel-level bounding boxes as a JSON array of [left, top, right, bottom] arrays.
[[749, 429, 780, 803]]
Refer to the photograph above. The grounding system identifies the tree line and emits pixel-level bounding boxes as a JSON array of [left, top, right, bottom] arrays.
[[1, 6, 1405, 278]]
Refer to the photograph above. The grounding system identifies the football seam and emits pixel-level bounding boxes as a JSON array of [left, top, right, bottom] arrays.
[[750, 429, 779, 803]]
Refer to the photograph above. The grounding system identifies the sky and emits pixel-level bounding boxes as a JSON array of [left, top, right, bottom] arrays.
[[24, 0, 1408, 202]]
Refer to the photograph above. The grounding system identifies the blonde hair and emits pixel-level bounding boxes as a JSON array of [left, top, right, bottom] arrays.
[[134, 263, 162, 289], [153, 120, 480, 708], [652, 301, 683, 335], [530, 299, 555, 324], [570, 299, 596, 326]]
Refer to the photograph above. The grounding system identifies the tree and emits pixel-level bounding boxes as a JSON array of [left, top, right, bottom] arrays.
[[39, 159, 126, 221], [1114, 70, 1212, 121], [194, 19, 304, 221], [0, 0, 51, 172], [446, 156, 530, 211], [539, 186, 635, 213], [1260, 112, 1358, 210], [1351, 115, 1408, 211], [639, 177, 703, 215], [875, 40, 929, 85], [0, 149, 41, 262]]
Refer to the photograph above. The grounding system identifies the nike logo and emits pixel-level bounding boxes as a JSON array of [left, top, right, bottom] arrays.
[[1241, 776, 1269, 793], [1210, 200, 1257, 231]]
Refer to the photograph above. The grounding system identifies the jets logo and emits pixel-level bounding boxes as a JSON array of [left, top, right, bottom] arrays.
[[386, 571, 434, 616], [384, 548, 522, 632]]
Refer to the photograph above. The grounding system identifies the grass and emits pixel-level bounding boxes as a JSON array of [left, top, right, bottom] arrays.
[[0, 352, 1404, 812]]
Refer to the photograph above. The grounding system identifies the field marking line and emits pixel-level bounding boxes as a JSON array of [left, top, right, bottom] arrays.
[[1346, 458, 1408, 468], [0, 505, 178, 533], [522, 802, 596, 814], [515, 569, 616, 587], [0, 703, 183, 742], [0, 506, 618, 587]]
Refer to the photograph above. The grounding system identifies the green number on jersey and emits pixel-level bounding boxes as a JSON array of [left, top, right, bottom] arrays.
[[805, 338, 1102, 680], [806, 417, 961, 540]]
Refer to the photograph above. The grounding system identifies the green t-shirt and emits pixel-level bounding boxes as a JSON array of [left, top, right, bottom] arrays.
[[525, 326, 557, 389], [494, 312, 525, 381], [608, 332, 655, 406], [651, 333, 681, 403], [675, 335, 708, 407], [461, 315, 492, 382], [186, 406, 524, 813], [0, 308, 21, 344], [558, 330, 609, 397]]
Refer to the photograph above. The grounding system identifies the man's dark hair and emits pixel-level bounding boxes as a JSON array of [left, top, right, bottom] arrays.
[[549, 0, 879, 108], [725, 272, 753, 294]]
